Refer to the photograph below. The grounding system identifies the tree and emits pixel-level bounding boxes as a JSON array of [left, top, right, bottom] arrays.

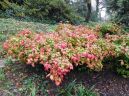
[[65, 0, 70, 4], [84, 0, 92, 22], [96, 0, 99, 18], [106, 0, 129, 26], [0, 0, 78, 23]]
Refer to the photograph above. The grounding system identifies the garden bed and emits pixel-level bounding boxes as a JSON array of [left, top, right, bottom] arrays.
[[0, 62, 129, 96], [0, 18, 129, 96]]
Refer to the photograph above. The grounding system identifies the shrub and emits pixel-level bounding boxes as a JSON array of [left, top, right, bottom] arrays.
[[3, 24, 129, 85], [95, 22, 122, 37], [0, 0, 80, 23], [0, 0, 26, 17], [105, 34, 129, 77]]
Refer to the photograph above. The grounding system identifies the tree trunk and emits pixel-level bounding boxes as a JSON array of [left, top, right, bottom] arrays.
[[85, 0, 92, 22], [65, 0, 70, 4], [96, 0, 99, 18]]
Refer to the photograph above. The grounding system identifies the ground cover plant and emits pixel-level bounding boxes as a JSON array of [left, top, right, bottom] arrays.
[[3, 23, 129, 86]]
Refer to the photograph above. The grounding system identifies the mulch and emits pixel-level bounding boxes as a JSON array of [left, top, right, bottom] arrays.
[[1, 62, 129, 96], [63, 68, 129, 96]]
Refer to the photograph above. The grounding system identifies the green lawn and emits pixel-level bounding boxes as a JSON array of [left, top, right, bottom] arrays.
[[0, 18, 57, 33]]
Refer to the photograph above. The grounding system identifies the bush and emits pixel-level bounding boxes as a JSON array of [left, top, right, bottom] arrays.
[[0, 0, 80, 23], [3, 24, 129, 85], [0, 0, 26, 17], [105, 34, 129, 77], [106, 0, 129, 26], [95, 22, 122, 37]]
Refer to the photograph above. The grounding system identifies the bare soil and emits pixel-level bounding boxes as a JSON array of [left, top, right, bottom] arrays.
[[0, 63, 129, 96], [64, 68, 129, 96]]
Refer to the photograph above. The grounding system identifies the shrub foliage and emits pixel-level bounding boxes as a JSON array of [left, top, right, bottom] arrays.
[[3, 24, 129, 85], [0, 0, 79, 23]]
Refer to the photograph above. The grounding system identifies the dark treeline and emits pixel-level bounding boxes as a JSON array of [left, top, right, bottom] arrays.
[[0, 0, 129, 26]]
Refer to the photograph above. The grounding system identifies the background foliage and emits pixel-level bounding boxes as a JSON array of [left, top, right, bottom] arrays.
[[106, 0, 129, 26], [0, 0, 82, 23]]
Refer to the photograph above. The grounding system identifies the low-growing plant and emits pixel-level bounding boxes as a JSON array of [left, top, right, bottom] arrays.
[[0, 68, 5, 81], [58, 80, 97, 96], [105, 34, 129, 77], [75, 84, 97, 96], [3, 23, 129, 86], [95, 22, 122, 37]]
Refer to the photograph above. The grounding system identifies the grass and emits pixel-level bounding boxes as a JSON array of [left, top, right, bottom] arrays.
[[0, 18, 57, 36], [58, 80, 97, 96], [0, 68, 5, 81]]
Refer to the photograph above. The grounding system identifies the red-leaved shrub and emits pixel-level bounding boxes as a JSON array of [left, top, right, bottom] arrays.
[[3, 24, 129, 85]]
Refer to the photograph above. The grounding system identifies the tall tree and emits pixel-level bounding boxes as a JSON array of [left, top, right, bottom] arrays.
[[106, 0, 129, 26], [84, 0, 92, 22], [65, 0, 70, 4], [96, 0, 99, 18]]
